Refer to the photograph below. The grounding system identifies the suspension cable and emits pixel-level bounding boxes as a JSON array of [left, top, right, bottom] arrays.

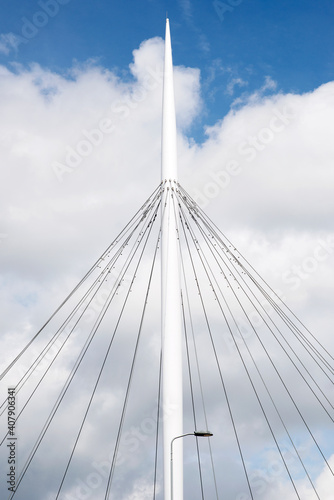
[[177, 193, 320, 498], [55, 202, 161, 499], [8, 197, 162, 499], [176, 184, 334, 476], [176, 191, 255, 500], [104, 208, 162, 500]]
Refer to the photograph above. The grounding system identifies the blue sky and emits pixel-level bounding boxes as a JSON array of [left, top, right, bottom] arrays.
[[1, 0, 334, 141]]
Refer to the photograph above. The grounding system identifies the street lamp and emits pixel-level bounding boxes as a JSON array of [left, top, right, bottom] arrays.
[[170, 431, 213, 500]]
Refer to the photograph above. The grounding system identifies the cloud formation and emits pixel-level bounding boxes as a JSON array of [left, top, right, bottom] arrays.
[[0, 33, 21, 55]]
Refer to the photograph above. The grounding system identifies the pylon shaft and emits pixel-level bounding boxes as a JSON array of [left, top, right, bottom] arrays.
[[161, 18, 183, 500]]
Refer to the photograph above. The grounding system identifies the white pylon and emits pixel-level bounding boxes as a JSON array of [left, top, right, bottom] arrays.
[[161, 18, 183, 500]]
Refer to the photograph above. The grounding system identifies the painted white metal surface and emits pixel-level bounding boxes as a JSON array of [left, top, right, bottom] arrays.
[[161, 18, 183, 500]]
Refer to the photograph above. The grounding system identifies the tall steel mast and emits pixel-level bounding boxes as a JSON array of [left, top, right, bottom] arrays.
[[161, 18, 184, 500]]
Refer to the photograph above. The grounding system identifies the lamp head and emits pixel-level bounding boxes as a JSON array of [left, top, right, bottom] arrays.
[[194, 430, 213, 437]]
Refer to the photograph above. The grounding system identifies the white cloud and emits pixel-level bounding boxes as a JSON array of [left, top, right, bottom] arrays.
[[188, 81, 334, 232], [262, 75, 277, 92], [231, 75, 278, 107], [226, 76, 248, 96], [0, 34, 333, 500], [0, 33, 22, 55], [257, 454, 334, 499], [179, 0, 193, 21], [313, 454, 334, 498]]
